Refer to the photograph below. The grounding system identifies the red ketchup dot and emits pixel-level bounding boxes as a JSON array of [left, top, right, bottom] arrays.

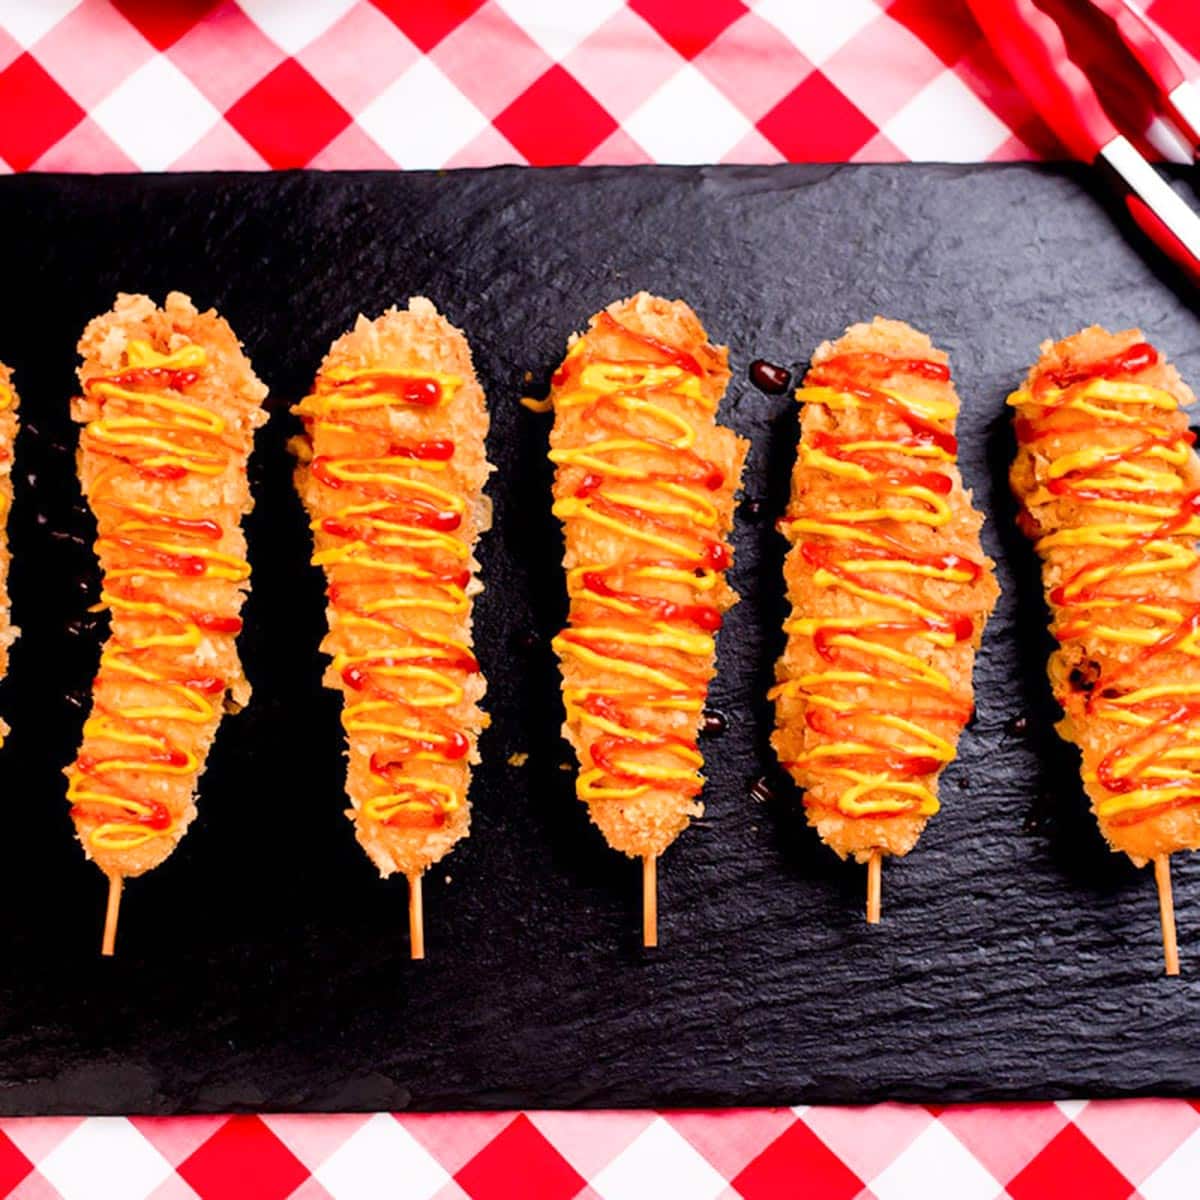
[[197, 614, 243, 635], [701, 541, 731, 571], [442, 731, 470, 760], [949, 614, 974, 642], [183, 676, 226, 695]]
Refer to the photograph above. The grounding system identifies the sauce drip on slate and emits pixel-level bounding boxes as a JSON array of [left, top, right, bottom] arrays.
[[67, 342, 247, 850], [551, 313, 733, 803], [749, 359, 791, 394], [771, 351, 981, 819], [1011, 343, 1200, 826], [295, 367, 477, 829]]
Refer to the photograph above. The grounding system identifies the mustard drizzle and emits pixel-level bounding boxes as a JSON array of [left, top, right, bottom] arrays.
[[771, 377, 974, 818], [68, 341, 247, 851], [295, 367, 476, 828], [0, 378, 15, 752], [1010, 372, 1200, 821], [551, 349, 729, 803]]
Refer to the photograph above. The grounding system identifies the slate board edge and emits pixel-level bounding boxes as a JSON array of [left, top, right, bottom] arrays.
[[0, 163, 1194, 1112]]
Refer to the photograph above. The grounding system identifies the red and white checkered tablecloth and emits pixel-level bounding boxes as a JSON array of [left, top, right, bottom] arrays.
[[3, 1102, 1200, 1200], [0, 0, 1194, 172], [3, 1, 1200, 1198]]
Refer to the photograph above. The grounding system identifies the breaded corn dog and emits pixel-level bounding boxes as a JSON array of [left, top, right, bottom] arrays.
[[0, 365, 18, 742], [293, 299, 491, 958], [65, 292, 268, 953], [1010, 327, 1200, 972], [771, 319, 998, 920], [547, 293, 747, 943]]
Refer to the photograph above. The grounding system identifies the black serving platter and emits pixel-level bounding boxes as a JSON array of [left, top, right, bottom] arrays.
[[0, 164, 1196, 1114]]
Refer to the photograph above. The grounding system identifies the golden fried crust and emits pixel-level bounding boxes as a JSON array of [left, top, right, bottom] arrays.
[[0, 364, 18, 736], [1012, 327, 1200, 864], [67, 292, 267, 878], [550, 292, 747, 857], [295, 297, 491, 879], [773, 318, 998, 862]]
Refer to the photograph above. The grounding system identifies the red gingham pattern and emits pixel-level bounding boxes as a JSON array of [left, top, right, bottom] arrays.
[[2, 2, 1200, 1197], [2, 1101, 1200, 1198], [0, 0, 1195, 173]]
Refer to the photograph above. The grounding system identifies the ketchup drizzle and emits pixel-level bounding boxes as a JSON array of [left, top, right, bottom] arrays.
[[776, 349, 986, 821], [1016, 340, 1200, 827]]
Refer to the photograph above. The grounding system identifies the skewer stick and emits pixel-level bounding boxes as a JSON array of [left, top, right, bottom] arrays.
[[408, 873, 425, 961], [101, 874, 122, 957], [866, 851, 882, 925], [1154, 854, 1180, 976], [643, 854, 658, 948]]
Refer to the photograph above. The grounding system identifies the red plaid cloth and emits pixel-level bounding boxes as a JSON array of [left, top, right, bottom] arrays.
[[2, 2, 1200, 1198]]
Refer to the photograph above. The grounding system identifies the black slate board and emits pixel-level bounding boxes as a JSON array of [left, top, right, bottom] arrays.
[[0, 164, 1197, 1114]]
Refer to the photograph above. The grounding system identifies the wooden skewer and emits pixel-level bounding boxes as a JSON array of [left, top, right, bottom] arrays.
[[866, 851, 882, 925], [643, 854, 658, 947], [1154, 854, 1180, 976], [408, 873, 425, 961], [101, 874, 122, 957]]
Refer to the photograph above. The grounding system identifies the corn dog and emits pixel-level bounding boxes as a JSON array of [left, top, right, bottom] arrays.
[[65, 292, 268, 953], [1010, 327, 1200, 972], [771, 319, 998, 920], [0, 364, 18, 743], [293, 299, 491, 958], [547, 293, 747, 943]]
